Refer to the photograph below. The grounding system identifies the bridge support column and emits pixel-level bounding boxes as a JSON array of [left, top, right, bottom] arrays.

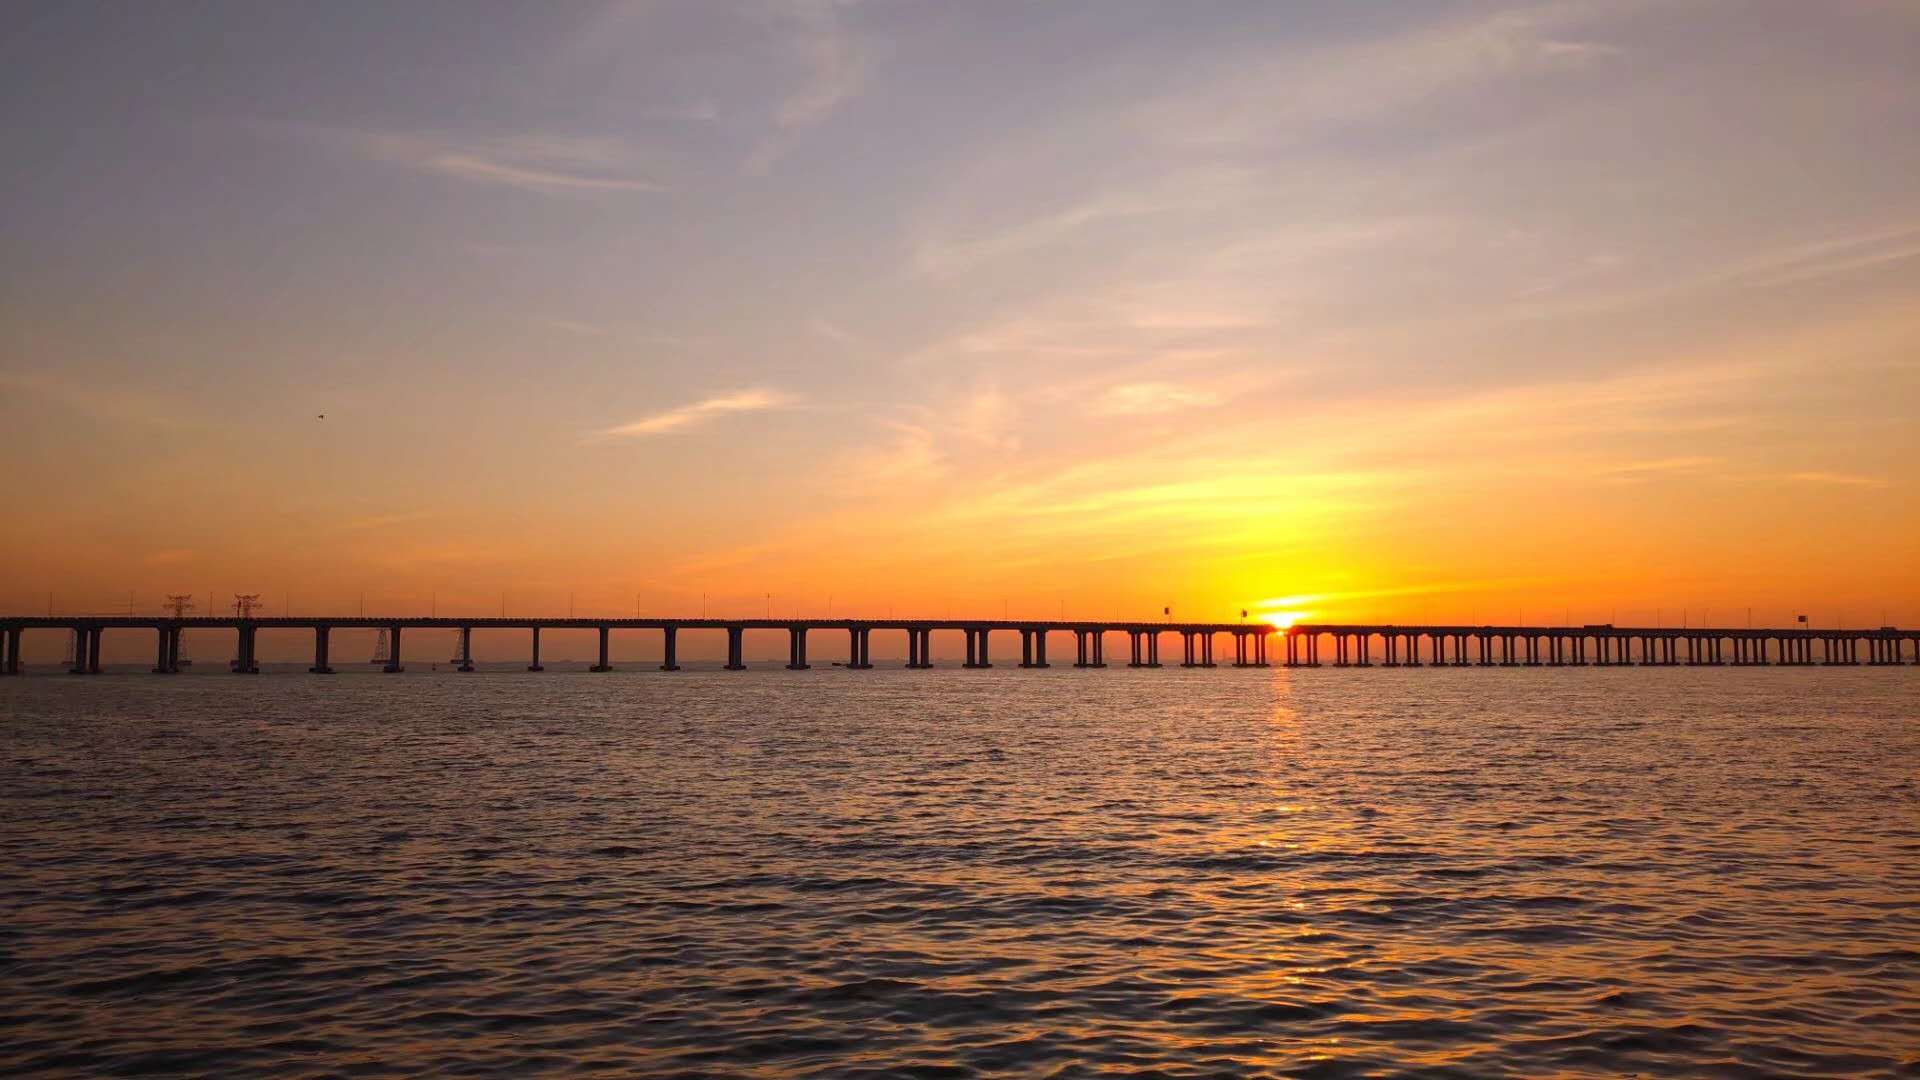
[[659, 626, 678, 670], [1089, 630, 1104, 668], [724, 626, 744, 670], [1019, 629, 1034, 668], [384, 625, 404, 673], [154, 626, 173, 674], [977, 628, 992, 668], [309, 626, 334, 674], [787, 627, 809, 670], [1073, 630, 1088, 668], [3, 627, 20, 675], [529, 626, 544, 671], [455, 626, 475, 672], [593, 626, 613, 672], [231, 625, 255, 674]]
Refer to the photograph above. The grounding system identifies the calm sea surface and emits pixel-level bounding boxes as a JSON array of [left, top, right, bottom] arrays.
[[2, 666, 1916, 1077]]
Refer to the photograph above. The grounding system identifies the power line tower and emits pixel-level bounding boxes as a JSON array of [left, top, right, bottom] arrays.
[[232, 594, 263, 618], [369, 627, 391, 665], [160, 593, 197, 668]]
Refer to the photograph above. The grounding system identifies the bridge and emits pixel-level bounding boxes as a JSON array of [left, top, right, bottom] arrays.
[[0, 617, 1913, 675]]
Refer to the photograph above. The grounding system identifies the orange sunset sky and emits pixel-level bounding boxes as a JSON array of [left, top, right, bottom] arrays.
[[3, 2, 1917, 651]]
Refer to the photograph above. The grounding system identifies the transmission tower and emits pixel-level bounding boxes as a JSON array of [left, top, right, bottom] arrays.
[[164, 594, 196, 619], [369, 627, 391, 664], [233, 594, 263, 618]]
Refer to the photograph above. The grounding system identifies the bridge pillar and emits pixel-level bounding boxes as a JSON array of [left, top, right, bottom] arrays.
[[153, 626, 173, 674], [529, 626, 544, 671], [978, 628, 992, 668], [384, 625, 404, 672], [593, 625, 613, 672], [309, 626, 334, 674], [1019, 629, 1034, 668], [228, 625, 256, 674], [655, 626, 676, 671], [2, 626, 19, 675], [787, 626, 809, 670], [1073, 630, 1088, 668], [1090, 630, 1105, 668], [455, 626, 475, 672], [724, 626, 744, 670]]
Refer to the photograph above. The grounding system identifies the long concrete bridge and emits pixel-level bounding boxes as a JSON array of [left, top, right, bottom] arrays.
[[1, 617, 1269, 674], [0, 617, 1914, 675]]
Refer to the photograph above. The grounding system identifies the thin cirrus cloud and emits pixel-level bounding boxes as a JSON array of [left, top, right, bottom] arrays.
[[344, 131, 662, 194], [1093, 381, 1223, 417], [602, 390, 795, 438], [1788, 471, 1889, 488]]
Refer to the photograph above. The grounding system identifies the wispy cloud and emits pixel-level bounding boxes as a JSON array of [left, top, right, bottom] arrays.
[[602, 389, 795, 438], [747, 0, 870, 172], [346, 131, 662, 194], [1136, 1, 1629, 148], [1788, 471, 1889, 488], [1093, 381, 1223, 417]]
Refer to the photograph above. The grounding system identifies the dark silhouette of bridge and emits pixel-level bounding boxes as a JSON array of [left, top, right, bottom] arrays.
[[1, 616, 1915, 674]]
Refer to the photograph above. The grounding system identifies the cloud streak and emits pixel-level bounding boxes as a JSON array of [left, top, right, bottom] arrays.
[[602, 389, 794, 438], [346, 132, 662, 194]]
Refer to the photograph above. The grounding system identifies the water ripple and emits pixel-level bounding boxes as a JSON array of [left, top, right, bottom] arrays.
[[2, 668, 1917, 1076]]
